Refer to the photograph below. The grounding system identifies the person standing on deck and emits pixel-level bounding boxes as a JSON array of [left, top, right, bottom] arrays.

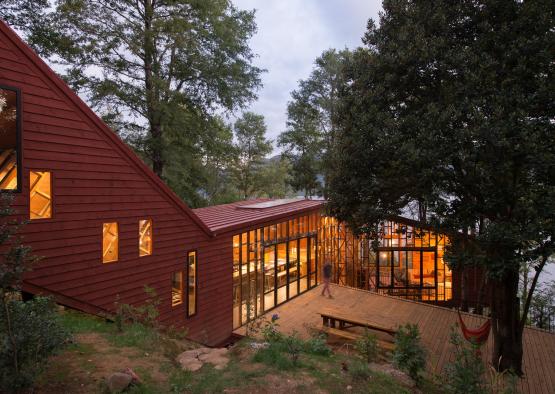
[[321, 259, 333, 298]]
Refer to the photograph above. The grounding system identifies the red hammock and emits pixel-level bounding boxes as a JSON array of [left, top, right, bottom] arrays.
[[457, 310, 491, 345]]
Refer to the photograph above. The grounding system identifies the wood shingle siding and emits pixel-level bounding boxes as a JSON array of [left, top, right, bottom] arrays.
[[0, 20, 231, 345]]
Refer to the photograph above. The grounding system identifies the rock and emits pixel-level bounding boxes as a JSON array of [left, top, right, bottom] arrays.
[[176, 347, 230, 371], [107, 372, 133, 393]]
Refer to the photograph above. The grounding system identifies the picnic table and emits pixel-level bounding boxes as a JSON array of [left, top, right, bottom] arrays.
[[319, 309, 398, 336], [318, 309, 398, 351]]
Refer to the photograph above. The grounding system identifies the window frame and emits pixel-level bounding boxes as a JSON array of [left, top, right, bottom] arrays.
[[138, 218, 153, 257], [29, 170, 53, 220], [0, 85, 22, 193], [171, 271, 184, 307], [102, 222, 119, 264], [186, 249, 198, 317]]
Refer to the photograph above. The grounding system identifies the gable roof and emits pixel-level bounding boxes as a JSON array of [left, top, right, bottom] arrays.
[[193, 198, 325, 235], [0, 20, 213, 237]]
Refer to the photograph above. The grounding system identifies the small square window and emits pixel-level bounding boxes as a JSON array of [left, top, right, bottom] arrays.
[[102, 222, 118, 263], [139, 219, 152, 256], [30, 171, 51, 219]]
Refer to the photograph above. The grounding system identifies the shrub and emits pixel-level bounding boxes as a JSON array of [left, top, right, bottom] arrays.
[[114, 285, 161, 331], [0, 296, 70, 391], [355, 328, 378, 363], [261, 313, 282, 343], [444, 327, 486, 394], [282, 333, 304, 365], [304, 333, 332, 356], [393, 323, 426, 383], [349, 360, 372, 381], [252, 342, 295, 370]]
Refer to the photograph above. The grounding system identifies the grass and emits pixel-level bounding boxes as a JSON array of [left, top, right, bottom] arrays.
[[37, 309, 432, 394]]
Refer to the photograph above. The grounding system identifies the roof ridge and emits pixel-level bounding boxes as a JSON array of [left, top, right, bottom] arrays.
[[0, 20, 213, 237]]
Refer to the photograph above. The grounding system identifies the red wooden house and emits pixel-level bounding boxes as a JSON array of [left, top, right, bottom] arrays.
[[0, 21, 485, 346], [0, 20, 234, 345]]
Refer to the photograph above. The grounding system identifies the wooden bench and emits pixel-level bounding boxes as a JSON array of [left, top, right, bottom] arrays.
[[321, 326, 395, 351], [319, 309, 398, 337]]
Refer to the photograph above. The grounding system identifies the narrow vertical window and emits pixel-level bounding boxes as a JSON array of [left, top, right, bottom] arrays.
[[187, 251, 197, 316], [29, 171, 51, 219], [139, 219, 152, 256], [171, 272, 183, 306], [102, 222, 118, 263], [0, 87, 20, 191]]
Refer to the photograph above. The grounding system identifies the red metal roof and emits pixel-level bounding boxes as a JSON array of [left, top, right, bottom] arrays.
[[193, 198, 325, 234]]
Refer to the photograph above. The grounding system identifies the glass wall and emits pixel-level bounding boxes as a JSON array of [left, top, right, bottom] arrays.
[[319, 218, 453, 303], [232, 212, 319, 329], [232, 212, 453, 329]]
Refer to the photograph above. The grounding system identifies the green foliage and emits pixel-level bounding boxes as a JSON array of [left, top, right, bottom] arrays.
[[0, 296, 70, 392], [231, 112, 274, 199], [328, 0, 554, 373], [278, 48, 352, 196], [304, 333, 332, 356], [355, 329, 378, 363], [0, 195, 69, 392], [260, 313, 283, 343], [114, 285, 161, 331], [12, 0, 263, 206], [444, 328, 486, 394], [349, 360, 372, 381], [393, 324, 426, 383], [528, 280, 555, 330], [281, 332, 304, 365], [252, 342, 295, 371]]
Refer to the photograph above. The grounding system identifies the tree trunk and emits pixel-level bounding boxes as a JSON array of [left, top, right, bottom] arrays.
[[460, 269, 469, 312], [490, 270, 523, 375], [150, 123, 164, 177], [143, 0, 164, 178]]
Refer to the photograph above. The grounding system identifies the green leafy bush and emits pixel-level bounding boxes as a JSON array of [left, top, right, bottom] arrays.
[[444, 327, 486, 394], [114, 285, 161, 332], [0, 296, 70, 391], [393, 323, 426, 383], [282, 333, 304, 365], [349, 360, 372, 381], [355, 328, 378, 363], [261, 313, 282, 342], [252, 342, 295, 370], [304, 333, 332, 356]]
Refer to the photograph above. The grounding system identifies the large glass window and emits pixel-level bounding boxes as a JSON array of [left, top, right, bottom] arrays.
[[187, 251, 197, 316], [0, 87, 19, 191], [102, 222, 118, 263], [30, 171, 51, 219], [139, 219, 152, 256], [232, 213, 320, 328]]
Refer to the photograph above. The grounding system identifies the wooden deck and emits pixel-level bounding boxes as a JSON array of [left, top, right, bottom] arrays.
[[235, 284, 555, 394]]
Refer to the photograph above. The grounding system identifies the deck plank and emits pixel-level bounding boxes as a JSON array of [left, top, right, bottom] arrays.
[[234, 284, 555, 394]]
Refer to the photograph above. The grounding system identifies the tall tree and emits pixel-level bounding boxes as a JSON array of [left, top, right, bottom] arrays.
[[328, 0, 554, 374], [0, 0, 60, 56], [231, 112, 273, 199], [9, 0, 263, 205], [278, 49, 351, 196], [278, 88, 322, 197]]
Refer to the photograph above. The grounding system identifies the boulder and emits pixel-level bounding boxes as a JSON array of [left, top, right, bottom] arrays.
[[107, 372, 133, 393]]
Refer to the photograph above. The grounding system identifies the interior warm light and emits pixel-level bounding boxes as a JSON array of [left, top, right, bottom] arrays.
[[139, 219, 152, 256], [30, 171, 51, 219], [102, 222, 118, 263]]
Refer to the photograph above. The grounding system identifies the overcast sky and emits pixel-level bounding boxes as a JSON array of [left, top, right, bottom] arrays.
[[232, 0, 382, 148]]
